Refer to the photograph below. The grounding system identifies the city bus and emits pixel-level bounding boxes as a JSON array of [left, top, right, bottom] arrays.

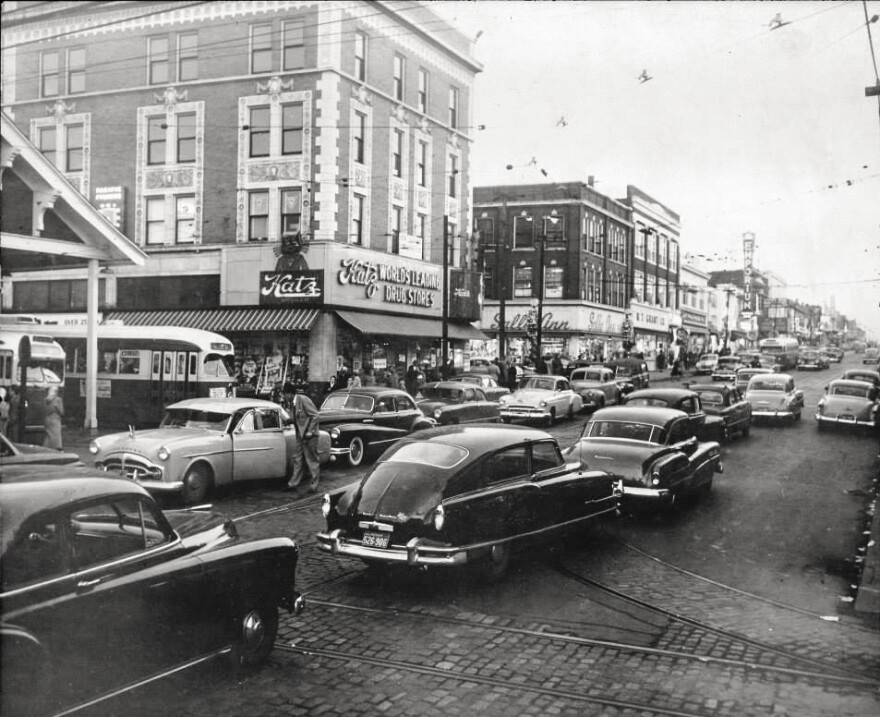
[[36, 324, 236, 428], [0, 327, 66, 441], [758, 336, 800, 371]]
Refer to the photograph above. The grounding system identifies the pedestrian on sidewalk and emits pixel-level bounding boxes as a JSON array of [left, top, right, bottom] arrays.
[[286, 388, 321, 492], [43, 385, 65, 450]]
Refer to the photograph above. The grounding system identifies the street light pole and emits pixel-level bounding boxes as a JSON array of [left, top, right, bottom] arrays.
[[442, 215, 449, 379], [536, 232, 545, 370]]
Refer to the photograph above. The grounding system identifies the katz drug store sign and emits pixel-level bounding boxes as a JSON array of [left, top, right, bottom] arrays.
[[260, 270, 325, 305]]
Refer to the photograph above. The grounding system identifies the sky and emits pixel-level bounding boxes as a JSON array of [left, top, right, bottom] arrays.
[[430, 0, 880, 340]]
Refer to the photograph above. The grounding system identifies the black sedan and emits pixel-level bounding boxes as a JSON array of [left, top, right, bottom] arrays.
[[1, 465, 304, 717], [319, 387, 436, 467], [564, 406, 724, 510], [621, 387, 726, 442], [316, 425, 622, 581], [688, 383, 753, 440], [417, 381, 501, 425]]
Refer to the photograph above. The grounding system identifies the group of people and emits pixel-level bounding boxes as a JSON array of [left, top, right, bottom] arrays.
[[0, 384, 64, 450]]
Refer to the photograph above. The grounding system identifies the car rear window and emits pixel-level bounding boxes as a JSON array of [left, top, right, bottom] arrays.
[[695, 391, 723, 405], [384, 442, 468, 468], [586, 420, 661, 443], [831, 385, 869, 398]]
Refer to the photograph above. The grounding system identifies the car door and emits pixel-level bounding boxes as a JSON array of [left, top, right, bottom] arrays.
[[393, 393, 425, 432], [231, 408, 286, 481]]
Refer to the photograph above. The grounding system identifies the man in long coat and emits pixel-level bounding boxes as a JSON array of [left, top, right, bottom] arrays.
[[286, 389, 321, 492]]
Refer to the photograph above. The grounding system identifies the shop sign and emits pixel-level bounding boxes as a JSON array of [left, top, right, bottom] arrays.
[[259, 270, 324, 305], [336, 258, 440, 309], [680, 308, 707, 327], [631, 302, 673, 331], [94, 186, 125, 230], [483, 305, 623, 335]]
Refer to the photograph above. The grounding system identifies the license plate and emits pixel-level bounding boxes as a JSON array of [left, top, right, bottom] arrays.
[[362, 531, 390, 549], [840, 415, 855, 422]]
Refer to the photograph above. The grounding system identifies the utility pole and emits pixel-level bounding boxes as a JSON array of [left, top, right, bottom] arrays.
[[441, 215, 449, 379]]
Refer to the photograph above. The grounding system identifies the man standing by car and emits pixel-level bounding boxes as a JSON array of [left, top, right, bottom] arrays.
[[287, 388, 321, 492]]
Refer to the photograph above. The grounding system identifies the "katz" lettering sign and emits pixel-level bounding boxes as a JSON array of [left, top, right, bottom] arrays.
[[260, 271, 324, 305]]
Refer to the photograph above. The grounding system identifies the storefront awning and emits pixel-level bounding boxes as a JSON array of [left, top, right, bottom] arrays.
[[104, 307, 319, 332], [336, 310, 488, 341]]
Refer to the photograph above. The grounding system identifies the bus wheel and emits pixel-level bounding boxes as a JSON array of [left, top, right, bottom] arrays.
[[182, 464, 212, 504]]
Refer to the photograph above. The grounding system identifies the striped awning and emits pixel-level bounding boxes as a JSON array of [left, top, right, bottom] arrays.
[[336, 310, 488, 341], [103, 307, 319, 332]]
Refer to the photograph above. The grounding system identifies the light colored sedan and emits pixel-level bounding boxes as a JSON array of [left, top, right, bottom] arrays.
[[89, 397, 331, 503], [498, 375, 583, 426], [816, 379, 880, 431], [745, 373, 804, 424]]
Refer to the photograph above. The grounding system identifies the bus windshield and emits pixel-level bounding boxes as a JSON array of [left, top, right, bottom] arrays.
[[26, 365, 63, 386], [203, 353, 236, 378]]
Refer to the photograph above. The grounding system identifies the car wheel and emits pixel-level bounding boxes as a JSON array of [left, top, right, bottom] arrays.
[[230, 598, 279, 671], [182, 464, 212, 505], [480, 543, 510, 583], [348, 436, 366, 467]]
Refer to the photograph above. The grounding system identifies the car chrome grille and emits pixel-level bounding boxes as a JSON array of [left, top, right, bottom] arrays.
[[98, 453, 163, 481]]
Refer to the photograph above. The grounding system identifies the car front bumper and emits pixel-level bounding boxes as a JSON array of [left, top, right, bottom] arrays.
[[815, 413, 876, 427], [500, 407, 550, 421], [316, 530, 469, 567]]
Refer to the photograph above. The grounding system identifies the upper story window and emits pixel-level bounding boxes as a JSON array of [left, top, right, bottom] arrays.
[[248, 191, 269, 241], [354, 32, 367, 81], [646, 231, 656, 264], [417, 140, 427, 187], [393, 54, 405, 101], [417, 69, 428, 114], [448, 86, 459, 128], [659, 236, 668, 268], [249, 106, 271, 157], [67, 47, 86, 94], [148, 37, 169, 85], [282, 103, 304, 155], [65, 124, 84, 171], [178, 33, 198, 81], [38, 126, 57, 166], [513, 266, 532, 297], [147, 117, 166, 165], [353, 111, 366, 163], [251, 24, 273, 74], [146, 196, 167, 245], [476, 217, 494, 247], [351, 194, 365, 245], [41, 51, 59, 97], [392, 129, 403, 178], [544, 266, 564, 299], [176, 195, 196, 243], [588, 215, 603, 255], [669, 242, 679, 271], [391, 206, 402, 254], [543, 214, 564, 245], [283, 20, 305, 70], [633, 269, 645, 302], [634, 225, 646, 259], [177, 113, 196, 163], [514, 215, 534, 249], [281, 189, 302, 237], [448, 154, 458, 197]]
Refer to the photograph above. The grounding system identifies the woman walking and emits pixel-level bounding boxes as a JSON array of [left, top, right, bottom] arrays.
[[43, 385, 64, 450]]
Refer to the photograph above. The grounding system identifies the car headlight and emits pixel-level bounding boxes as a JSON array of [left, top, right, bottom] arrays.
[[499, 395, 510, 404], [322, 493, 331, 518], [539, 400, 547, 408], [433, 504, 445, 531], [651, 470, 661, 486], [158, 445, 171, 461], [434, 408, 443, 419], [88, 440, 99, 455], [330, 427, 340, 438]]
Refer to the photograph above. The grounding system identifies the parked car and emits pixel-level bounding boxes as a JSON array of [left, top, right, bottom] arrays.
[[89, 397, 331, 504], [319, 387, 436, 467], [563, 406, 723, 510], [569, 366, 622, 412], [862, 347, 880, 365], [417, 381, 501, 425], [0, 464, 304, 717], [603, 357, 650, 394], [745, 373, 804, 424], [841, 368, 880, 388], [621, 387, 725, 442], [798, 349, 828, 370], [498, 375, 583, 426], [824, 347, 844, 363], [694, 353, 720, 376], [316, 425, 622, 581], [711, 356, 743, 382], [0, 431, 82, 467], [734, 366, 776, 392], [689, 382, 753, 440], [467, 357, 493, 374], [455, 372, 511, 402], [816, 380, 880, 432]]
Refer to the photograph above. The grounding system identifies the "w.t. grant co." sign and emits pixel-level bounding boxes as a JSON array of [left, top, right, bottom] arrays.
[[260, 270, 325, 305]]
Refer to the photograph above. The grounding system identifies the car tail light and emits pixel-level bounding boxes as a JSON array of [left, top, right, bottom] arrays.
[[432, 504, 445, 531], [321, 493, 331, 518]]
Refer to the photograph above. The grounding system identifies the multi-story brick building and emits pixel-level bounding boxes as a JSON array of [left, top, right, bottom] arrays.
[[1, 0, 484, 400]]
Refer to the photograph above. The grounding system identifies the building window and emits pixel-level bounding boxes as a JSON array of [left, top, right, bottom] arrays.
[[646, 232, 656, 264], [251, 24, 273, 74], [281, 189, 302, 236], [392, 129, 403, 178], [248, 191, 269, 241], [283, 20, 305, 70], [145, 197, 166, 245], [645, 274, 655, 304], [175, 195, 195, 243], [588, 215, 603, 255], [659, 236, 668, 268], [67, 47, 86, 94], [417, 140, 427, 187], [417, 68, 428, 114], [38, 126, 57, 166], [351, 194, 364, 245], [633, 269, 644, 302], [513, 266, 532, 298], [514, 215, 534, 249], [448, 154, 457, 197], [249, 106, 270, 157], [476, 217, 494, 247], [393, 54, 405, 101], [635, 225, 646, 259], [354, 32, 367, 81], [148, 37, 169, 85], [448, 86, 459, 128], [545, 266, 563, 299], [147, 117, 166, 165], [178, 33, 198, 81], [177, 112, 196, 163], [417, 213, 427, 241], [543, 215, 564, 245], [281, 103, 303, 155], [41, 51, 59, 97], [353, 111, 366, 163], [65, 124, 84, 172], [391, 206, 402, 254]]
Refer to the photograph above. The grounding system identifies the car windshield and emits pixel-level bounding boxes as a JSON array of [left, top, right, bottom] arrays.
[[522, 377, 557, 391], [695, 391, 724, 406], [717, 358, 739, 367], [802, 351, 818, 359], [700, 354, 718, 362], [421, 386, 463, 401], [384, 441, 468, 468], [161, 408, 231, 430], [321, 393, 374, 412], [749, 379, 785, 392], [586, 420, 661, 443], [831, 385, 870, 398]]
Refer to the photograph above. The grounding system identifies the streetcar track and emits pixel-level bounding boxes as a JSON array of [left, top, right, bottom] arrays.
[[299, 595, 880, 688]]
